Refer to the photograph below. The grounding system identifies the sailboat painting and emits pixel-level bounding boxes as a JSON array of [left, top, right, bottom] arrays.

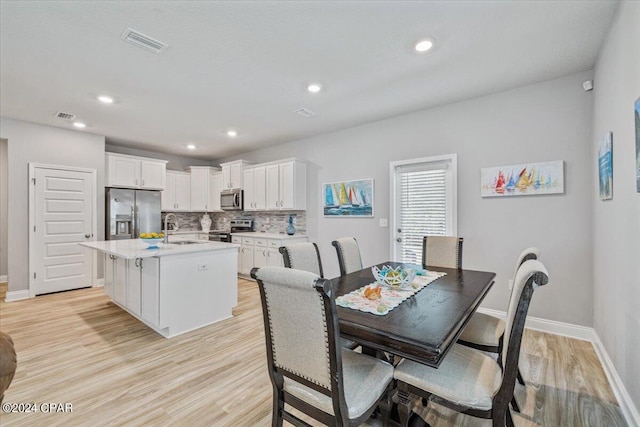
[[599, 132, 613, 200], [480, 160, 564, 197], [323, 178, 374, 216]]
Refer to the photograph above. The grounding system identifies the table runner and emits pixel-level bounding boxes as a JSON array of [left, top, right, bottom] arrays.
[[336, 271, 446, 315]]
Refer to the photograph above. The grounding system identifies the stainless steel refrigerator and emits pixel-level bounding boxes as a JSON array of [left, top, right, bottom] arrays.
[[106, 188, 162, 240]]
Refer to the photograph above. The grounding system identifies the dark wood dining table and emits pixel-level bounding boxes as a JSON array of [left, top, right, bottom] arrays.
[[333, 261, 496, 367]]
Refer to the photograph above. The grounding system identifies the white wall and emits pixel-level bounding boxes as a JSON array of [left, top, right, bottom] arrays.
[[0, 139, 7, 279], [106, 144, 213, 171], [592, 0, 640, 410], [220, 70, 595, 326], [0, 117, 106, 293]]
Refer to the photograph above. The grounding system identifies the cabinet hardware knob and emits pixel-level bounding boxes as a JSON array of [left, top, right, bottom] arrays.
[[85, 233, 91, 238]]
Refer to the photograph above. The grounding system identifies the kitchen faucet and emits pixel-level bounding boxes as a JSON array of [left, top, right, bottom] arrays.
[[163, 213, 178, 243]]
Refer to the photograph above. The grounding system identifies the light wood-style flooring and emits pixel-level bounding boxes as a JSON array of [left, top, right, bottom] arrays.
[[0, 280, 627, 427]]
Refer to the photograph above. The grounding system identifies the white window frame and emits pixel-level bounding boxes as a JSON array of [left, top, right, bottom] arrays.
[[389, 154, 458, 262]]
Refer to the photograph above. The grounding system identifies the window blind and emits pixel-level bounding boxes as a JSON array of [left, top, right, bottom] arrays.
[[399, 168, 447, 264]]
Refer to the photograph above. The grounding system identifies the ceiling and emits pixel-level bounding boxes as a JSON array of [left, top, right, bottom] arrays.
[[0, 1, 618, 160]]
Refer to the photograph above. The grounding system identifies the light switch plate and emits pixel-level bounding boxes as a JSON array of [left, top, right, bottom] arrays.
[[379, 218, 388, 227]]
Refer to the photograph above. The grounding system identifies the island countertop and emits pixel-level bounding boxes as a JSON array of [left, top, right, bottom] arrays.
[[79, 240, 239, 259]]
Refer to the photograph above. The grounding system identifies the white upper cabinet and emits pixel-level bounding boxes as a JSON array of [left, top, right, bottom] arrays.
[[162, 171, 190, 211], [220, 160, 252, 189], [106, 153, 167, 190], [265, 160, 306, 210], [186, 166, 220, 212], [243, 166, 266, 211], [209, 172, 223, 212]]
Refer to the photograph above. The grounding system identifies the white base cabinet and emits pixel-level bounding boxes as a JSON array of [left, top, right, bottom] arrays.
[[236, 235, 307, 276], [102, 249, 237, 338]]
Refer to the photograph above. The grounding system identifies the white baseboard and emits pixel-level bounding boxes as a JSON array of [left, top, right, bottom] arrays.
[[5, 289, 30, 302], [0, 274, 7, 283], [476, 307, 594, 341], [476, 307, 639, 426], [591, 332, 640, 427], [94, 278, 104, 287]]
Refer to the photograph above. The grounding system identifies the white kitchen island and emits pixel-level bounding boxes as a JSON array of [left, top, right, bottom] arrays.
[[80, 240, 239, 338]]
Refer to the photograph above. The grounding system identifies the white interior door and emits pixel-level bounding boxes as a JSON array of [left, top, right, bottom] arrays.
[[30, 165, 95, 296]]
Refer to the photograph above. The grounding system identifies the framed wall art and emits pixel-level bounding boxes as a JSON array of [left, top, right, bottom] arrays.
[[599, 132, 613, 200], [635, 96, 639, 192], [480, 160, 564, 197], [322, 178, 374, 217]]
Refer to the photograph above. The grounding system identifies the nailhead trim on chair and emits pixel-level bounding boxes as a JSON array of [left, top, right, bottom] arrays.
[[264, 285, 333, 390]]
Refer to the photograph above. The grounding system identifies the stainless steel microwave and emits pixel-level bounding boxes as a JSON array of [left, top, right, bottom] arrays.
[[220, 188, 243, 211]]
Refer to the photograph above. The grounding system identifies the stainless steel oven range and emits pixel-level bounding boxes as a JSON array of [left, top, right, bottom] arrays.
[[208, 219, 253, 242]]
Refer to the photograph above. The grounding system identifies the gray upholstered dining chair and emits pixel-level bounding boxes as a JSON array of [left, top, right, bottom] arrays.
[[458, 247, 540, 393], [279, 242, 359, 350], [422, 236, 463, 269], [331, 237, 363, 277], [251, 266, 394, 426], [279, 242, 324, 277], [393, 259, 549, 427]]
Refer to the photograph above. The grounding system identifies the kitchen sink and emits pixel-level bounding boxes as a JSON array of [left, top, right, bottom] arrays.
[[170, 241, 203, 245]]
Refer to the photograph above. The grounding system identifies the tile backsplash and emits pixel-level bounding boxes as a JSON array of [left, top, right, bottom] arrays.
[[161, 211, 306, 235]]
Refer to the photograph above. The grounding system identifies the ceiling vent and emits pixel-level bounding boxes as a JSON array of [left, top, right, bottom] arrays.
[[121, 28, 168, 54], [295, 108, 317, 118], [55, 111, 76, 120]]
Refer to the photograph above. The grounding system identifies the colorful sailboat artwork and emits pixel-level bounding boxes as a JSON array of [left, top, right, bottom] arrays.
[[323, 178, 374, 216], [481, 161, 564, 197]]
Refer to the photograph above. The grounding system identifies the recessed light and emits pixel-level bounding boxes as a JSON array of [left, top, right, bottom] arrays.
[[187, 144, 196, 150], [98, 95, 114, 104], [226, 130, 237, 137], [414, 38, 434, 53], [73, 122, 86, 128], [307, 83, 322, 93]]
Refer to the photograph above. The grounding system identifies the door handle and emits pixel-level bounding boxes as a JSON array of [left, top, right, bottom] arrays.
[[85, 233, 91, 238]]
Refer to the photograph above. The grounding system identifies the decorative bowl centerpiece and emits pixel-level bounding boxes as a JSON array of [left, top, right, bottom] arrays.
[[139, 232, 164, 249], [371, 265, 416, 289]]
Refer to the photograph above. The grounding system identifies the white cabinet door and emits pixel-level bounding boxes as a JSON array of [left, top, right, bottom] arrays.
[[141, 257, 160, 327], [174, 173, 191, 211], [266, 247, 283, 267], [266, 164, 280, 209], [222, 164, 232, 189], [162, 172, 177, 211], [230, 162, 243, 189], [240, 239, 254, 275], [254, 245, 267, 269], [113, 257, 127, 305], [140, 160, 165, 190], [209, 172, 222, 211], [279, 161, 295, 209], [190, 168, 210, 211], [243, 168, 255, 210], [253, 166, 266, 210], [109, 155, 139, 188], [232, 236, 242, 272], [104, 254, 115, 297], [126, 259, 142, 316]]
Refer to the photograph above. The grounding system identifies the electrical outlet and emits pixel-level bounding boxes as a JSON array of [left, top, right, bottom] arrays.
[[508, 279, 514, 290], [198, 264, 208, 271]]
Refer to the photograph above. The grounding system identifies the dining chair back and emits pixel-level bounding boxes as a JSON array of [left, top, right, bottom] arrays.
[[251, 266, 393, 426], [331, 237, 363, 276], [393, 259, 549, 427], [422, 236, 463, 269], [279, 242, 324, 278]]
